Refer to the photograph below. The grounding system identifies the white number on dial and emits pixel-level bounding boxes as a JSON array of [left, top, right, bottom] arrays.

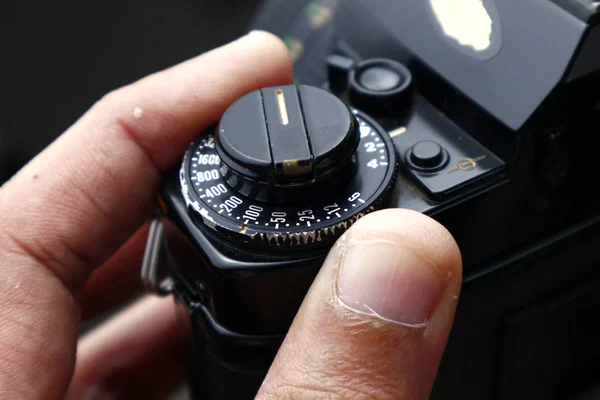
[[196, 169, 220, 182], [243, 205, 263, 221], [298, 209, 315, 221], [199, 154, 220, 165], [367, 159, 379, 169], [348, 192, 361, 202], [365, 142, 376, 152], [219, 196, 243, 213], [270, 211, 287, 223], [324, 203, 341, 215]]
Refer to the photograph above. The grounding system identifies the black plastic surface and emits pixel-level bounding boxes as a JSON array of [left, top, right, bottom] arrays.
[[297, 85, 357, 172], [499, 276, 600, 399], [391, 98, 505, 198], [217, 84, 358, 184], [326, 54, 355, 92], [568, 25, 600, 82], [262, 86, 313, 182], [218, 91, 272, 174], [551, 0, 600, 22]]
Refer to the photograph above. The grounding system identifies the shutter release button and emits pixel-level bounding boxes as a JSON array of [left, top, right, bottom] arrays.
[[407, 140, 449, 171], [359, 67, 402, 92], [348, 58, 413, 117]]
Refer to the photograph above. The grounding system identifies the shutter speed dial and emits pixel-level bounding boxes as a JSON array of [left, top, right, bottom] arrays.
[[180, 85, 397, 250], [217, 85, 358, 187]]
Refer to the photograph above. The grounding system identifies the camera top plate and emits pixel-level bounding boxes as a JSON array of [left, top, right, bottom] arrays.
[[336, 0, 598, 131]]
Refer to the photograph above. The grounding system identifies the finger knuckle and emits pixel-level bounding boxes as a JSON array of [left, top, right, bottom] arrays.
[[1, 226, 91, 292]]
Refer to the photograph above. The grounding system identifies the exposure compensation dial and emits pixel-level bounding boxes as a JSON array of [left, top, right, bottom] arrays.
[[180, 85, 397, 249]]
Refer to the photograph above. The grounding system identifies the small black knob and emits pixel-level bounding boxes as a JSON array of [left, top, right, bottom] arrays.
[[407, 140, 449, 171], [216, 85, 359, 185], [348, 58, 413, 117]]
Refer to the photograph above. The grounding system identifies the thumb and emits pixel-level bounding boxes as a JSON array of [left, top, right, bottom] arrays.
[[258, 209, 462, 400]]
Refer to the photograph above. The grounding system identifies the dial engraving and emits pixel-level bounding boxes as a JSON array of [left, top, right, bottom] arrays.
[[180, 112, 397, 250]]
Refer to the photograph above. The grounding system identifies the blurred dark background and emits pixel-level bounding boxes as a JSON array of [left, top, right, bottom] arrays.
[[0, 0, 265, 183]]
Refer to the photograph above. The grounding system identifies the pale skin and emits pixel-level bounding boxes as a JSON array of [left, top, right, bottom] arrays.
[[0, 32, 462, 399]]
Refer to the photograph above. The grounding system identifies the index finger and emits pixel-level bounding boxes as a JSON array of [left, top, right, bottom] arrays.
[[0, 31, 292, 292], [0, 31, 292, 398]]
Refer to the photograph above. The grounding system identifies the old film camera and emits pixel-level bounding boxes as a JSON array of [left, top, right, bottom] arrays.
[[141, 1, 600, 398]]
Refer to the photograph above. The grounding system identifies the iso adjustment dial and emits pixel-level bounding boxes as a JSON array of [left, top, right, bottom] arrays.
[[180, 84, 397, 249]]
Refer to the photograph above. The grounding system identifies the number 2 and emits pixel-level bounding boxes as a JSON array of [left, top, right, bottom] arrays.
[[365, 142, 376, 152]]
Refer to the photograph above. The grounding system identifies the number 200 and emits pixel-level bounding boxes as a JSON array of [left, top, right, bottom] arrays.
[[219, 196, 242, 213]]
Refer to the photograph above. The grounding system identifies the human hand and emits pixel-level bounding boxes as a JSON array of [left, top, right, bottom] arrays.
[[0, 31, 462, 399]]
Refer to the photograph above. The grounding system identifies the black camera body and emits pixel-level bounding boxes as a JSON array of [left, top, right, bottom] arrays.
[[143, 1, 600, 398]]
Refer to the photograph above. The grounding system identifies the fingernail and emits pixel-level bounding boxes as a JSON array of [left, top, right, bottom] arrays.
[[336, 239, 445, 326]]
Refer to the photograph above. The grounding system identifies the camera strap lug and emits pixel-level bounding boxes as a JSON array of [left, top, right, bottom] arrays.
[[141, 216, 174, 296]]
